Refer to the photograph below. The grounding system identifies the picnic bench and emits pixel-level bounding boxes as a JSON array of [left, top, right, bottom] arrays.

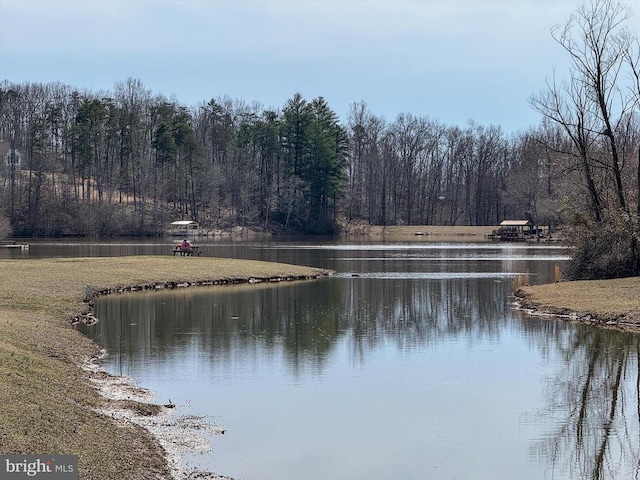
[[172, 245, 201, 256]]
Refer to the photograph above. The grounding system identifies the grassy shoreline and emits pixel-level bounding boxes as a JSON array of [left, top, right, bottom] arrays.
[[515, 277, 640, 332], [0, 256, 332, 480]]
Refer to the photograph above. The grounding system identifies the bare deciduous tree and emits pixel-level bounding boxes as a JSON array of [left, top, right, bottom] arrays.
[[531, 0, 639, 278]]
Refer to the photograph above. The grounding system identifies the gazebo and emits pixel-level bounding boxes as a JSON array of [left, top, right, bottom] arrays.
[[497, 220, 533, 240], [169, 220, 200, 236]]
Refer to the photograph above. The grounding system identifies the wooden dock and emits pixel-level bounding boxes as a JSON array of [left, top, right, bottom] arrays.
[[488, 220, 548, 242]]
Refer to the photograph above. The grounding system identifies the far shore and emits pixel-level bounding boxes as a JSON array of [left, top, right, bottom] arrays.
[[0, 256, 332, 480], [364, 224, 496, 237], [164, 223, 499, 238]]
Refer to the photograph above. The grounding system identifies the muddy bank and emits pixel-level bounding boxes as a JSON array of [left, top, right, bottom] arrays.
[[84, 356, 232, 480], [0, 256, 333, 480]]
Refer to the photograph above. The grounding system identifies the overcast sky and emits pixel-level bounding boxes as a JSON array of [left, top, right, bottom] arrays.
[[1, 0, 638, 132]]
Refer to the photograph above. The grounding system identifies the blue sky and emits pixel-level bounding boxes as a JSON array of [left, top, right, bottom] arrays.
[[1, 0, 638, 132]]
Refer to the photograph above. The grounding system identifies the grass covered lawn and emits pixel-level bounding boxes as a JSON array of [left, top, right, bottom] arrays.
[[0, 256, 331, 480]]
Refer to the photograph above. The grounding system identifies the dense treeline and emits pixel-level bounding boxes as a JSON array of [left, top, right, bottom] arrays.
[[0, 80, 616, 236], [0, 1, 638, 278], [0, 80, 526, 236], [0, 84, 349, 236]]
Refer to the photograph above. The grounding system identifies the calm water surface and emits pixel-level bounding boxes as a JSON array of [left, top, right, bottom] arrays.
[[75, 240, 638, 480]]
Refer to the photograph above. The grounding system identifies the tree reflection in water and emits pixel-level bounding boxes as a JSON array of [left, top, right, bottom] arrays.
[[525, 319, 640, 480], [86, 275, 639, 479]]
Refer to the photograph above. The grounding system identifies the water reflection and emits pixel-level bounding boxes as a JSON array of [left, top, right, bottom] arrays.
[[87, 276, 514, 370], [77, 243, 638, 480], [522, 319, 640, 480]]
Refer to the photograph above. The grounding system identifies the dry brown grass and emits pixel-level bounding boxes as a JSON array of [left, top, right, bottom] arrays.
[[516, 276, 640, 330], [0, 256, 331, 480], [0, 256, 331, 321]]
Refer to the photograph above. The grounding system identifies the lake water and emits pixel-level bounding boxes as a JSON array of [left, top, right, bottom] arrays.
[[72, 240, 638, 480]]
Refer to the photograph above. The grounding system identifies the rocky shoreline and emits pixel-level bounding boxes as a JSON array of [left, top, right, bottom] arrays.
[[514, 282, 640, 333], [76, 273, 330, 325]]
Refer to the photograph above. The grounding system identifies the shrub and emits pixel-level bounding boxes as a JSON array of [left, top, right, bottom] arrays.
[[565, 210, 640, 280]]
